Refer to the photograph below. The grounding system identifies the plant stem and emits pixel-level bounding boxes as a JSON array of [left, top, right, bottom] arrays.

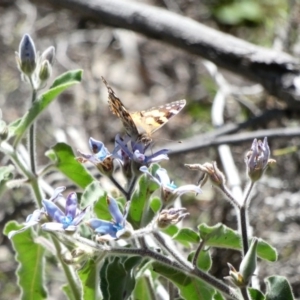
[[73, 236, 238, 299], [239, 206, 249, 256], [220, 184, 241, 209], [168, 281, 175, 300], [29, 86, 37, 175], [192, 240, 205, 267], [240, 287, 250, 300], [153, 231, 192, 271], [239, 181, 254, 256], [52, 236, 82, 299], [108, 175, 128, 198]]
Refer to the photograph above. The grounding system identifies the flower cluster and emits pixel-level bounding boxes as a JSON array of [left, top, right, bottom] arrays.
[[15, 34, 55, 90], [8, 187, 89, 239]]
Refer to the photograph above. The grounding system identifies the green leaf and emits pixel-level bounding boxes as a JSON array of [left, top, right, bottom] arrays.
[[62, 285, 77, 300], [133, 276, 154, 300], [10, 70, 82, 144], [198, 223, 277, 261], [50, 69, 82, 89], [80, 181, 106, 209], [248, 287, 265, 300], [150, 197, 161, 213], [173, 228, 200, 244], [45, 143, 94, 189], [213, 290, 226, 300], [162, 224, 179, 236], [78, 259, 99, 300], [128, 174, 158, 229], [265, 276, 294, 300], [188, 249, 212, 272], [3, 221, 47, 300], [100, 256, 141, 300], [93, 192, 111, 221], [152, 262, 216, 300]]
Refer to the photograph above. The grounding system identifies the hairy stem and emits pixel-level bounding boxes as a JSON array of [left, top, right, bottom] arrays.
[[28, 85, 37, 175], [153, 231, 192, 271], [240, 181, 254, 256], [108, 175, 128, 198], [193, 240, 205, 267], [73, 236, 237, 299], [52, 236, 82, 299]]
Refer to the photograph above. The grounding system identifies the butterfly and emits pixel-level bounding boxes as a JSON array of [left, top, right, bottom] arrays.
[[102, 77, 186, 145]]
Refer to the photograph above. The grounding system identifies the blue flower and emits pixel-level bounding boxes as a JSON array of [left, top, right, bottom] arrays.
[[77, 137, 115, 175], [8, 187, 87, 238], [114, 134, 169, 166], [86, 195, 132, 241], [140, 166, 202, 204], [41, 190, 89, 233]]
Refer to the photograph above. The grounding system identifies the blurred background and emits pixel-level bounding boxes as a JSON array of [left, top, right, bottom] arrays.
[[0, 0, 300, 299]]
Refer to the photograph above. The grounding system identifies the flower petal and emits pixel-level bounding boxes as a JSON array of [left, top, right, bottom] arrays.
[[49, 186, 66, 203], [89, 138, 110, 161], [107, 196, 124, 225], [8, 209, 42, 239], [41, 222, 65, 232], [86, 218, 118, 237], [139, 166, 161, 186], [72, 206, 89, 226], [155, 168, 171, 186], [43, 199, 64, 222], [65, 192, 77, 220], [174, 184, 202, 196]]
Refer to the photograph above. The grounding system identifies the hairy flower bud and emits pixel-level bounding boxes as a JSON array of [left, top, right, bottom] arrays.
[[157, 208, 189, 228], [245, 138, 276, 182], [41, 46, 55, 65], [239, 238, 258, 285], [225, 238, 258, 287], [16, 34, 36, 76], [39, 60, 52, 81]]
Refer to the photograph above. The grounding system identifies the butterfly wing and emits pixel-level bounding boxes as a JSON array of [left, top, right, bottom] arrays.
[[102, 77, 140, 140], [130, 100, 186, 135]]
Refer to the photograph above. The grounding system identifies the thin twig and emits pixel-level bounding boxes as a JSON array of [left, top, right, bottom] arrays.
[[167, 126, 300, 156]]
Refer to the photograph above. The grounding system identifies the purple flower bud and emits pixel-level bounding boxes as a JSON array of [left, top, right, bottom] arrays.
[[41, 46, 55, 65], [245, 137, 275, 182], [16, 34, 36, 76]]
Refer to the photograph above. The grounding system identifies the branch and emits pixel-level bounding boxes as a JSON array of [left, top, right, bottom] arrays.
[[30, 0, 300, 107], [166, 126, 300, 155]]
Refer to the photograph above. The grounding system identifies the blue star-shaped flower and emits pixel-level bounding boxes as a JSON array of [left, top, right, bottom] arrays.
[[86, 195, 132, 241]]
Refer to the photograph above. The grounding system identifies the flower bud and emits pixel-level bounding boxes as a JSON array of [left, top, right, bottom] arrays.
[[41, 46, 55, 65], [226, 263, 245, 287], [157, 208, 189, 228], [239, 238, 258, 285], [39, 60, 52, 81], [245, 137, 276, 182], [16, 34, 36, 76]]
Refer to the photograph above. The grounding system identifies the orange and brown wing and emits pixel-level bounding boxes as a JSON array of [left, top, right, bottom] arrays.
[[130, 100, 186, 135], [102, 77, 139, 140]]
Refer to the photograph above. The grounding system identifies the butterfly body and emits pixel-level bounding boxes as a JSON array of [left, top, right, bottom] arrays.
[[102, 77, 186, 144]]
